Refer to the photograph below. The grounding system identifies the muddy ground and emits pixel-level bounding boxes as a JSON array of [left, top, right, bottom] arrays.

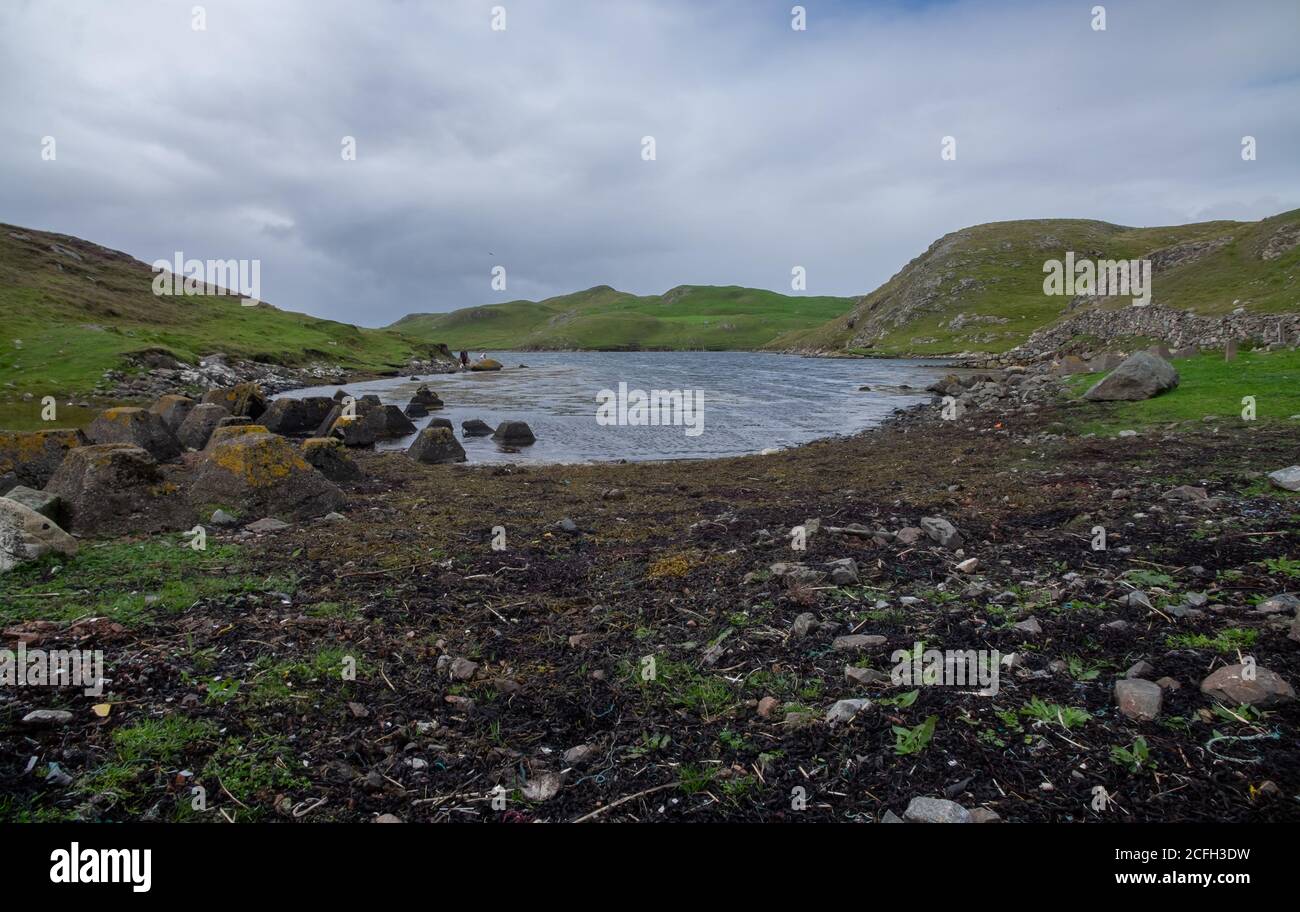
[[2, 394, 1298, 822]]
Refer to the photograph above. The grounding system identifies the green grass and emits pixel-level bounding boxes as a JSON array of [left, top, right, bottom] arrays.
[[0, 536, 278, 628], [1064, 349, 1300, 433], [0, 223, 444, 400], [391, 284, 856, 351]]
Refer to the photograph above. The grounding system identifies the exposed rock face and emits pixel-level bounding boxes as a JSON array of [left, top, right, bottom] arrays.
[[201, 382, 267, 420], [1200, 664, 1295, 707], [461, 419, 492, 437], [301, 437, 362, 482], [85, 407, 182, 461], [149, 394, 195, 433], [407, 427, 467, 464], [189, 432, 344, 520], [176, 404, 230, 451], [1082, 351, 1179, 401], [1011, 305, 1300, 363], [261, 396, 336, 435], [0, 429, 86, 488], [0, 497, 77, 573], [492, 420, 536, 445], [44, 444, 190, 536]]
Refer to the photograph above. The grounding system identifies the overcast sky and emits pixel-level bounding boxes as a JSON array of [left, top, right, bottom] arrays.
[[1, 0, 1297, 326]]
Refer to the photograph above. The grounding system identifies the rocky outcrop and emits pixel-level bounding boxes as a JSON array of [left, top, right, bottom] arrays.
[[189, 432, 344, 520], [85, 407, 182, 461], [1082, 352, 1178, 401], [0, 497, 77, 573], [0, 429, 86, 489], [470, 359, 503, 372], [44, 444, 190, 536]]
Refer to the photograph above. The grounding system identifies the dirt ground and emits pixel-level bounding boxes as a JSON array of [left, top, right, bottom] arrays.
[[3, 395, 1298, 822]]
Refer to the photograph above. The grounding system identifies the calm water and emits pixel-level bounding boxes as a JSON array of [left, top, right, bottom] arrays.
[[276, 351, 949, 464]]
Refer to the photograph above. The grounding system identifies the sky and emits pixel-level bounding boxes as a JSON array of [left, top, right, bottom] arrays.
[[1, 0, 1297, 326]]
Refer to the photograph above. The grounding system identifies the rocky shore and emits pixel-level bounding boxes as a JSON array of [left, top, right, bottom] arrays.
[[1, 345, 1297, 823]]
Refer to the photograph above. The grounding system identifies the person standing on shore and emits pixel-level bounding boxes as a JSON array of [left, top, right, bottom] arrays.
[[459, 350, 469, 370]]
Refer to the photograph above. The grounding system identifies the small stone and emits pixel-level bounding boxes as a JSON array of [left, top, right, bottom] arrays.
[[563, 744, 599, 767], [827, 557, 859, 586], [955, 557, 979, 573], [245, 517, 290, 533], [1200, 664, 1295, 707], [904, 796, 972, 823], [1155, 676, 1181, 691], [968, 807, 1002, 823], [373, 813, 403, 823], [832, 634, 887, 651], [919, 516, 962, 549], [1255, 593, 1300, 615], [757, 696, 781, 719], [555, 517, 579, 534], [845, 665, 891, 686], [522, 770, 563, 801], [825, 698, 870, 725], [210, 509, 238, 527], [1013, 616, 1042, 636], [23, 709, 74, 727], [1115, 678, 1163, 721], [448, 657, 479, 681], [1266, 466, 1300, 492], [791, 612, 819, 637], [1124, 660, 1155, 679]]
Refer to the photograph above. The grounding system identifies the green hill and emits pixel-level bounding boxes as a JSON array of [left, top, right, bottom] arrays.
[[390, 284, 856, 351], [768, 208, 1300, 356], [0, 223, 440, 399]]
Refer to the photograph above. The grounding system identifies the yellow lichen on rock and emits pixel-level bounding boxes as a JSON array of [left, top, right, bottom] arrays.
[[207, 433, 312, 488]]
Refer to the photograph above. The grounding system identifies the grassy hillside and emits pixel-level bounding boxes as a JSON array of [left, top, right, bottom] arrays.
[[391, 284, 856, 351], [0, 224, 436, 398], [769, 208, 1300, 356]]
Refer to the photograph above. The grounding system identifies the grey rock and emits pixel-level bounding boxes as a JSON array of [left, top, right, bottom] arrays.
[[1200, 664, 1295, 707], [22, 709, 74, 727], [2, 485, 61, 520], [904, 796, 972, 823], [245, 517, 290, 533], [1083, 351, 1179, 402], [832, 634, 887, 651], [1266, 466, 1300, 492], [825, 698, 870, 724], [919, 516, 962, 548]]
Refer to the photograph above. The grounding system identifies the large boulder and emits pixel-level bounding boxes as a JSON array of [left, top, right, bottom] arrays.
[[326, 414, 379, 447], [470, 359, 503, 372], [372, 405, 417, 437], [407, 427, 467, 465], [201, 382, 267, 419], [0, 429, 86, 488], [301, 437, 362, 482], [1083, 352, 1179, 402], [0, 497, 77, 573], [85, 407, 181, 461], [176, 403, 230, 450], [190, 432, 344, 520], [2, 485, 63, 522], [492, 420, 536, 446], [149, 394, 196, 433], [261, 396, 337, 435], [462, 419, 492, 437], [44, 444, 190, 536], [405, 385, 444, 417]]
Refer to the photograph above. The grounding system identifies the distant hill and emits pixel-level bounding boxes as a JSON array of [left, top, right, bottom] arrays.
[[390, 284, 856, 351], [0, 223, 439, 398], [767, 208, 1300, 356]]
